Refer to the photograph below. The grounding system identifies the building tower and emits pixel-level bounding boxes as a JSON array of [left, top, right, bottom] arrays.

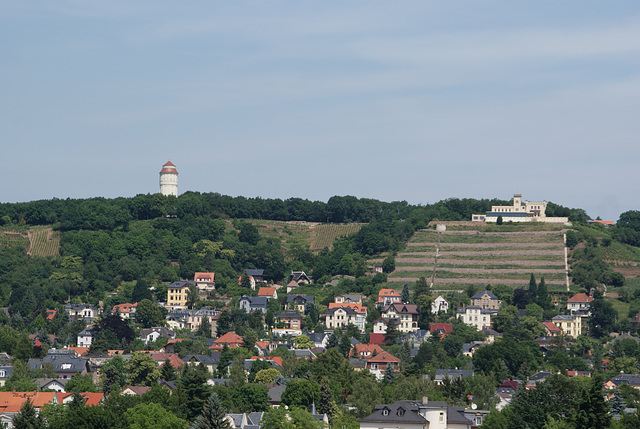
[[159, 161, 178, 197]]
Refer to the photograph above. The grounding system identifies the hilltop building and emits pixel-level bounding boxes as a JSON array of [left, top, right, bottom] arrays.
[[159, 161, 178, 197], [471, 194, 569, 224]]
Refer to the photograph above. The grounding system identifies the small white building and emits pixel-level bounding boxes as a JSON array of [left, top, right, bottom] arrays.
[[432, 296, 449, 314]]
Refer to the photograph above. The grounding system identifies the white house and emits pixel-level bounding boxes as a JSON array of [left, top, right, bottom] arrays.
[[432, 296, 449, 314]]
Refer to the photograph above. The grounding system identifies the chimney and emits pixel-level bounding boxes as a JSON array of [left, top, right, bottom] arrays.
[[422, 396, 428, 405]]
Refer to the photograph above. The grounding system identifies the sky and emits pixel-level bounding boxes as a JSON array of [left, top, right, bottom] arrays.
[[2, 1, 639, 221]]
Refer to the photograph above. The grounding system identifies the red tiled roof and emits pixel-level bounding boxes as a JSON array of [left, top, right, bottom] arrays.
[[430, 323, 453, 333], [258, 287, 277, 297], [112, 303, 137, 313], [194, 272, 215, 282], [541, 321, 561, 333], [567, 293, 593, 303], [211, 331, 244, 349], [158, 353, 184, 369], [367, 351, 400, 364], [328, 303, 367, 314], [351, 343, 384, 358], [368, 333, 385, 345]]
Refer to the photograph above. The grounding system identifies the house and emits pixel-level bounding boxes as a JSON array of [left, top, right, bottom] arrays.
[[381, 303, 419, 333], [462, 341, 485, 357], [274, 310, 303, 336], [497, 379, 520, 395], [112, 303, 137, 320], [359, 399, 473, 429], [36, 378, 68, 392], [430, 323, 453, 338], [77, 326, 95, 348], [85, 350, 111, 369], [287, 294, 315, 314], [210, 331, 244, 351], [376, 289, 402, 307], [325, 306, 366, 333], [139, 327, 176, 344], [306, 333, 330, 349], [257, 287, 278, 300], [607, 374, 640, 390], [238, 269, 266, 290], [351, 343, 384, 359], [183, 355, 219, 373], [225, 412, 265, 429], [194, 272, 216, 296], [255, 341, 270, 356], [481, 328, 501, 344], [65, 304, 100, 323], [431, 369, 475, 386], [470, 290, 501, 310], [457, 306, 493, 331], [372, 318, 390, 335], [167, 280, 196, 308], [567, 293, 593, 317], [527, 371, 554, 387], [0, 367, 12, 387], [238, 296, 268, 314], [121, 386, 152, 396], [541, 321, 562, 337], [432, 296, 449, 314], [58, 392, 104, 406], [365, 351, 401, 380], [165, 308, 220, 337], [0, 391, 60, 427], [551, 314, 582, 338], [471, 194, 569, 224], [334, 294, 362, 304], [289, 271, 312, 285], [28, 349, 89, 380]]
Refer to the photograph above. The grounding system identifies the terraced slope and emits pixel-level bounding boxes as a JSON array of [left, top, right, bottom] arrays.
[[387, 224, 569, 291], [27, 227, 61, 258]]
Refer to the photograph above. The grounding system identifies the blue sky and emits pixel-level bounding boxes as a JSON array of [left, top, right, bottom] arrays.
[[2, 1, 639, 221]]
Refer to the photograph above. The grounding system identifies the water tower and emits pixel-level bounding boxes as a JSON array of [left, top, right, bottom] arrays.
[[159, 161, 178, 197]]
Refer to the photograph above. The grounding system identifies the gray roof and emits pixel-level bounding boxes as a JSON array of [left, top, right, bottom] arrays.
[[29, 355, 88, 374], [286, 294, 315, 304], [0, 366, 13, 379], [462, 342, 485, 354], [609, 374, 640, 386], [239, 296, 268, 307], [168, 280, 196, 288], [183, 355, 218, 365], [471, 290, 498, 300], [360, 401, 428, 425], [245, 269, 264, 277], [268, 384, 286, 402], [140, 327, 176, 339], [434, 369, 475, 381]]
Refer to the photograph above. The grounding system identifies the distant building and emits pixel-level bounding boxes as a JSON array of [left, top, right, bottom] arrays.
[[457, 306, 493, 331], [567, 293, 593, 317], [167, 280, 196, 308], [159, 161, 178, 197], [194, 272, 216, 296], [431, 296, 449, 314], [471, 194, 569, 224], [551, 314, 582, 338], [470, 290, 501, 310]]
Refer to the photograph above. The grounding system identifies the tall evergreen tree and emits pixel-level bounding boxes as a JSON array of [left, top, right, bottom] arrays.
[[338, 335, 352, 358], [190, 393, 232, 429], [574, 373, 610, 428], [610, 389, 626, 415], [528, 273, 538, 302], [317, 378, 333, 416], [384, 319, 400, 346], [196, 316, 212, 338], [537, 277, 551, 310], [160, 358, 177, 382], [401, 283, 410, 304]]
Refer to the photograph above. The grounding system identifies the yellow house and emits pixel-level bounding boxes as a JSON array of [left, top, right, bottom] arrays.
[[552, 315, 582, 338], [167, 281, 195, 308]]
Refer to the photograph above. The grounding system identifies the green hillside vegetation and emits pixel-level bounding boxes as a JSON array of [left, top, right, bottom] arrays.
[[386, 223, 568, 292]]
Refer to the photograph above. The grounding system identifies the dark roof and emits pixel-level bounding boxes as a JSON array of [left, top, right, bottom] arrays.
[[609, 374, 640, 386], [183, 355, 218, 365], [168, 280, 196, 288], [276, 310, 302, 319], [471, 290, 498, 300], [434, 369, 475, 380], [245, 269, 264, 277], [286, 295, 314, 304], [360, 401, 428, 424], [239, 296, 268, 307]]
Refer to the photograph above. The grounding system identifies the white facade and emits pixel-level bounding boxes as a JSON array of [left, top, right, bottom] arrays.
[[457, 306, 492, 331], [432, 296, 449, 314], [159, 161, 179, 197], [471, 194, 569, 224]]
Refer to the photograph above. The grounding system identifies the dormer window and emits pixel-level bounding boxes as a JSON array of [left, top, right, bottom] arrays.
[[382, 408, 389, 416], [397, 407, 405, 416]]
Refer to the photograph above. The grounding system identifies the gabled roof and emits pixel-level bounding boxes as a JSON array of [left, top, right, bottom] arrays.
[[429, 323, 453, 334], [541, 321, 561, 333], [360, 401, 428, 424], [567, 293, 593, 303], [351, 343, 383, 358], [286, 294, 314, 304], [168, 280, 195, 289], [211, 331, 244, 349], [245, 269, 264, 277], [368, 351, 400, 365], [194, 272, 215, 282], [383, 303, 418, 314], [121, 386, 151, 396], [328, 303, 367, 314], [158, 353, 184, 369], [471, 290, 498, 300], [257, 287, 277, 297], [112, 303, 137, 313]]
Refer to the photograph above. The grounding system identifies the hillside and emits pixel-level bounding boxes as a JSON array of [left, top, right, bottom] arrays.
[[247, 220, 364, 251], [384, 222, 570, 292]]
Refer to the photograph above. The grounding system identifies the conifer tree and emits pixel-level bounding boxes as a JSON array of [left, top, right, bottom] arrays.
[[12, 398, 45, 429], [528, 273, 538, 302], [317, 378, 333, 416], [401, 283, 410, 304], [160, 358, 177, 382], [190, 393, 232, 429], [610, 389, 626, 415], [537, 277, 551, 310]]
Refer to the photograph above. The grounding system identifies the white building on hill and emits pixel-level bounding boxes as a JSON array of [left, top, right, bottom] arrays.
[[471, 194, 569, 224]]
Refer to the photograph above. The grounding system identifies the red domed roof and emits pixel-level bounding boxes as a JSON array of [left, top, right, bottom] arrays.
[[160, 161, 178, 174]]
